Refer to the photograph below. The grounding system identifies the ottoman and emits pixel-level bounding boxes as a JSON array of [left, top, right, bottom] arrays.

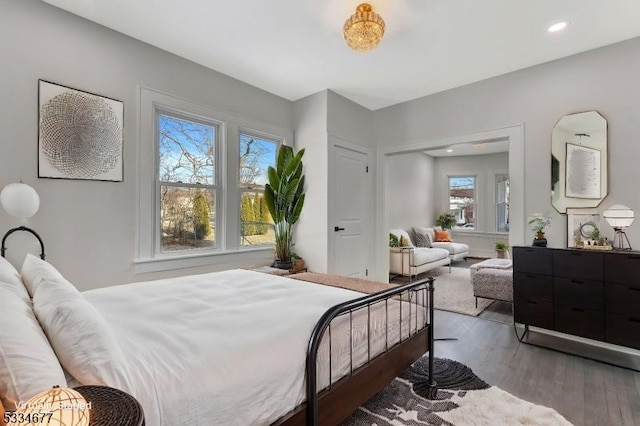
[[469, 259, 513, 308]]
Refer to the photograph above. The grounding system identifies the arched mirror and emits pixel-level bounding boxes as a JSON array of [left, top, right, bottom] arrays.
[[551, 111, 608, 213]]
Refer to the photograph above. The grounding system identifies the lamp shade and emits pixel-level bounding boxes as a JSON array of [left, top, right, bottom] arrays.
[[0, 183, 40, 219], [16, 386, 90, 426], [602, 204, 635, 229]]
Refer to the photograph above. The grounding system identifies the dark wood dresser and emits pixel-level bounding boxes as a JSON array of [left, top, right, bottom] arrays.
[[513, 246, 640, 351]]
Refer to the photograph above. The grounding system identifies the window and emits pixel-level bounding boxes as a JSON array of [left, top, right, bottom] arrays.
[[138, 88, 294, 273], [496, 174, 510, 232], [448, 176, 476, 229], [238, 133, 278, 246], [157, 112, 218, 252]]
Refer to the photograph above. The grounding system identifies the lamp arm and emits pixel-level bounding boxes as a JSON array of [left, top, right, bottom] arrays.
[[1, 226, 46, 260]]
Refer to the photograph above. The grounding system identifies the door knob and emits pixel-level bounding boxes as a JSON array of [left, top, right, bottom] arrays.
[[334, 226, 345, 232]]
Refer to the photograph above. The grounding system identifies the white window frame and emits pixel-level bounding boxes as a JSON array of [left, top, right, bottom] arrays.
[[495, 173, 509, 233], [447, 175, 477, 231], [136, 87, 293, 273], [155, 109, 221, 253], [238, 129, 282, 249]]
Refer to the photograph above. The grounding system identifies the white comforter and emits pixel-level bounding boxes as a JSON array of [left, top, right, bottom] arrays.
[[81, 269, 425, 426]]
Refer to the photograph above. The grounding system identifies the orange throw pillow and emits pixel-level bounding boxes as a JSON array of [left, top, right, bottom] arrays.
[[434, 230, 452, 242]]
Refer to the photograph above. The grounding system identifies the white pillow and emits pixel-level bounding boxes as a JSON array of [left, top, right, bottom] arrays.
[[20, 253, 70, 298], [0, 280, 67, 410], [32, 279, 131, 390], [0, 256, 29, 302]]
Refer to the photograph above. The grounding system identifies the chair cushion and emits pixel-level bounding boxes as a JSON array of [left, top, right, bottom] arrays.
[[390, 229, 414, 247], [412, 227, 432, 248], [412, 247, 450, 266], [432, 242, 470, 255], [434, 230, 452, 242]]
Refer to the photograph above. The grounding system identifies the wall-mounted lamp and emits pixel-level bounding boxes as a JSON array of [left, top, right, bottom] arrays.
[[0, 182, 45, 259], [602, 204, 635, 250]]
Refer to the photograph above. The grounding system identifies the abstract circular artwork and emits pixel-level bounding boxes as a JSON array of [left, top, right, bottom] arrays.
[[38, 80, 123, 181]]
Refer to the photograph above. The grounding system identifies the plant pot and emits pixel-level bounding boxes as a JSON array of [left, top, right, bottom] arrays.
[[535, 232, 545, 240], [293, 259, 305, 270], [496, 249, 507, 259], [273, 260, 294, 270]]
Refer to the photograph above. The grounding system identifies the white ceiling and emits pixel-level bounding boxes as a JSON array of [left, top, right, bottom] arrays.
[[42, 0, 640, 110]]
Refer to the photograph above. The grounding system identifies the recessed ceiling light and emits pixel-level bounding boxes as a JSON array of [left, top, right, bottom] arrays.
[[446, 149, 453, 153], [548, 22, 568, 33]]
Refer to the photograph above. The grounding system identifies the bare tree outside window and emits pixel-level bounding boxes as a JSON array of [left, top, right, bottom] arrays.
[[239, 134, 277, 246], [158, 113, 217, 252]]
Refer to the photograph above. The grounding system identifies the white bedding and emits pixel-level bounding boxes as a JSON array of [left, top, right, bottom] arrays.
[[78, 269, 426, 426]]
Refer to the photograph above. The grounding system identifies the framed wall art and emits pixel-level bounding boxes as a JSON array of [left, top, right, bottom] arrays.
[[565, 143, 600, 199], [38, 80, 124, 182]]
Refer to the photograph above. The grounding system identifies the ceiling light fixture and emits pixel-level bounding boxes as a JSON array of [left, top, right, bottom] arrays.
[[446, 149, 453, 153], [548, 21, 568, 33], [343, 3, 385, 52]]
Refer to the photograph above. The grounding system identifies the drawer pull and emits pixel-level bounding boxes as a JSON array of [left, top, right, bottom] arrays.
[[628, 287, 640, 292], [570, 252, 582, 256], [527, 300, 538, 305], [572, 308, 585, 313], [526, 274, 537, 279], [571, 279, 584, 284], [629, 318, 640, 324], [627, 255, 640, 260]]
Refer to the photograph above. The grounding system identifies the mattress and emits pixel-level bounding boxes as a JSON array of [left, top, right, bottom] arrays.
[[79, 269, 426, 426]]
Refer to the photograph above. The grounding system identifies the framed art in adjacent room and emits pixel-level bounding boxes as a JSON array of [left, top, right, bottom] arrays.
[[566, 208, 600, 248], [38, 80, 124, 182]]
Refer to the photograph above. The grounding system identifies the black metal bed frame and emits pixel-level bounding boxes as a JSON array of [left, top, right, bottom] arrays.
[[1, 226, 46, 260], [304, 277, 437, 425]]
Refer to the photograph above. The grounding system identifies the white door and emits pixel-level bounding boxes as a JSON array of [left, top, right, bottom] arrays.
[[332, 145, 369, 277]]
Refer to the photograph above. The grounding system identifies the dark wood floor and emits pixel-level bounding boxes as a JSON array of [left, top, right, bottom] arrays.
[[434, 309, 640, 426]]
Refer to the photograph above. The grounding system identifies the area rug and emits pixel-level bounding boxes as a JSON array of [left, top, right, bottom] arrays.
[[428, 267, 493, 316], [341, 357, 572, 426]]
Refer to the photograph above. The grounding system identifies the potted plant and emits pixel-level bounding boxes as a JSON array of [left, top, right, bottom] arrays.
[[435, 212, 457, 230], [265, 145, 306, 269], [528, 213, 551, 246], [494, 241, 509, 259], [291, 252, 305, 270]]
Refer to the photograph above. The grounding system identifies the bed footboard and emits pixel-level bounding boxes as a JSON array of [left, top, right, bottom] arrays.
[[274, 277, 436, 426]]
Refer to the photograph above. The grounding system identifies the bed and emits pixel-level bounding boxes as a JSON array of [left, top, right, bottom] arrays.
[[0, 254, 435, 426]]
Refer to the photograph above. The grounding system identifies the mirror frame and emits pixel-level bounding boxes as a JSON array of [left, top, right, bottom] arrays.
[[551, 111, 608, 213]]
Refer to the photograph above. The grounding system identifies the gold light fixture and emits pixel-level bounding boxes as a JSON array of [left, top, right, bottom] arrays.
[[343, 3, 385, 52]]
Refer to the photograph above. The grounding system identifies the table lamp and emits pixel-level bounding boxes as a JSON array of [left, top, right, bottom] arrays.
[[602, 204, 635, 250], [15, 386, 90, 426]]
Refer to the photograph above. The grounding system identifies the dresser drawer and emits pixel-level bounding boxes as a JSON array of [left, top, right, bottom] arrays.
[[514, 273, 553, 302], [605, 253, 640, 285], [513, 247, 552, 275], [554, 277, 603, 310], [555, 305, 604, 341], [553, 250, 603, 281], [605, 282, 640, 315], [605, 312, 640, 350], [514, 299, 553, 329]]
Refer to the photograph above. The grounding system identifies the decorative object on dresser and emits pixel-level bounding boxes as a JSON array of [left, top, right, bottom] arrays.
[[566, 208, 609, 249], [602, 204, 635, 250], [0, 183, 46, 260], [513, 246, 640, 371], [264, 145, 306, 269], [38, 80, 123, 182], [528, 213, 550, 247]]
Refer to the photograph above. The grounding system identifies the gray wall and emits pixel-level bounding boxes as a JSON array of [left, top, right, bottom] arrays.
[[0, 0, 293, 289], [388, 153, 435, 229], [373, 37, 640, 249]]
